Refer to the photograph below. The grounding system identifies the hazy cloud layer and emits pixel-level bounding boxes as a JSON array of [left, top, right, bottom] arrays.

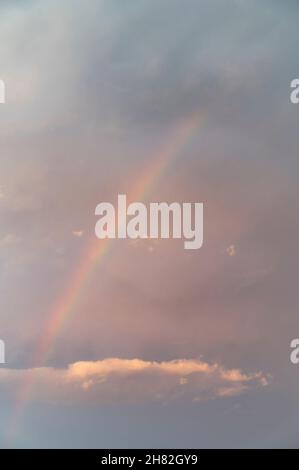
[[0, 0, 298, 448]]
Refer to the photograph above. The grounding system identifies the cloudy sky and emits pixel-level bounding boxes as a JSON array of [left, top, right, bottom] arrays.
[[0, 0, 299, 448]]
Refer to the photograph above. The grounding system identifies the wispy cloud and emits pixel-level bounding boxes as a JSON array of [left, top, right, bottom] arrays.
[[72, 230, 84, 238]]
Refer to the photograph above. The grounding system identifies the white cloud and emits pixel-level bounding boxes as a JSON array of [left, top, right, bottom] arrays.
[[0, 358, 269, 404]]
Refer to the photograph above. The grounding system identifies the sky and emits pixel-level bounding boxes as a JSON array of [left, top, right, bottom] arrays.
[[0, 0, 299, 448]]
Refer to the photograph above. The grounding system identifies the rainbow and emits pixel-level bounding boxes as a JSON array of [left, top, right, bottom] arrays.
[[9, 113, 201, 439]]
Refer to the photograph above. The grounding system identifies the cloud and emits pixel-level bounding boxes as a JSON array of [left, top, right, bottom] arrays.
[[0, 234, 21, 248], [72, 230, 84, 238], [0, 358, 269, 404], [226, 245, 236, 257]]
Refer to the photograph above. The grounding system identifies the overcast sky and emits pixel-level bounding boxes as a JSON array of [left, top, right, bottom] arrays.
[[0, 0, 299, 448]]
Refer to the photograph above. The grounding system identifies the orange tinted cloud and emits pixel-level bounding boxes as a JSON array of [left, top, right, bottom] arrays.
[[0, 358, 269, 405]]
